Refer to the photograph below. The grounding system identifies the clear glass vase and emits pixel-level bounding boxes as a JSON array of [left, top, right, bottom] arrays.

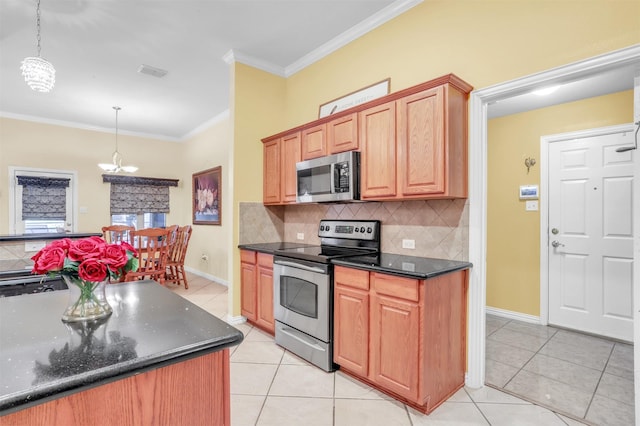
[[61, 275, 112, 322]]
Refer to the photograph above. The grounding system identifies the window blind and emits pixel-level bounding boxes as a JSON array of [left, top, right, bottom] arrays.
[[102, 175, 178, 215], [16, 176, 70, 220]]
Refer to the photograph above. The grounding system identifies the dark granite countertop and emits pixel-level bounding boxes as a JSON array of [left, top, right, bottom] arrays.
[[332, 253, 472, 279], [0, 233, 102, 242], [0, 280, 243, 415], [238, 242, 314, 254]]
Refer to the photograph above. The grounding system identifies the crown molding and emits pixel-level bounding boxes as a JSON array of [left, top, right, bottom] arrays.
[[221, 0, 422, 78], [181, 109, 230, 141]]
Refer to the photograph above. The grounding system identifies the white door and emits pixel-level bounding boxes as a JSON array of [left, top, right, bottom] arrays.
[[548, 129, 634, 341]]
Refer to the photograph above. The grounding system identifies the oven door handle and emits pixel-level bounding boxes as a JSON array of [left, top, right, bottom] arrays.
[[274, 260, 326, 274], [279, 325, 326, 352]]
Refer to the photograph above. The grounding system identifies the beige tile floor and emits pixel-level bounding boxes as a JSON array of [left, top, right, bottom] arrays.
[[486, 314, 635, 426], [169, 274, 592, 425]]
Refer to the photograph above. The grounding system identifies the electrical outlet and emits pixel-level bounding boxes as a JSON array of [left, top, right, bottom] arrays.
[[402, 239, 415, 249], [25, 241, 46, 252], [201, 254, 209, 261], [297, 233, 304, 240]]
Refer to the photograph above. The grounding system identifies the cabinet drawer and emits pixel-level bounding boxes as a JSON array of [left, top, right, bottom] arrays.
[[335, 266, 369, 291], [372, 273, 420, 302], [257, 252, 273, 268], [240, 250, 256, 264]]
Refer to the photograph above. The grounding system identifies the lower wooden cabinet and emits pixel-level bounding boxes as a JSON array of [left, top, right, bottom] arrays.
[[240, 250, 275, 334], [333, 265, 468, 414]]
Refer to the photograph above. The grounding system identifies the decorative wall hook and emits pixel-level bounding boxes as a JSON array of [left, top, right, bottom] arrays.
[[524, 157, 536, 174]]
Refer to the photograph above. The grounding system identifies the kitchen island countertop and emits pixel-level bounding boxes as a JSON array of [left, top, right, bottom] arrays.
[[238, 241, 314, 254], [0, 280, 243, 415]]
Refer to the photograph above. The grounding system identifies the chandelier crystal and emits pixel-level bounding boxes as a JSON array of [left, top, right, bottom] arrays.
[[98, 107, 138, 174], [22, 0, 56, 93]]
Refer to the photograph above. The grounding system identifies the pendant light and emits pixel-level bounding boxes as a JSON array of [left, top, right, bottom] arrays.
[[98, 107, 138, 173], [21, 0, 56, 93]]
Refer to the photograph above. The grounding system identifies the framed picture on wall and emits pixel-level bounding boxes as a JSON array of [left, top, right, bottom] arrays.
[[192, 166, 221, 225]]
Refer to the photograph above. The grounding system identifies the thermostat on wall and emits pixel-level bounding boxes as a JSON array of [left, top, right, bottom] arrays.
[[519, 185, 539, 199]]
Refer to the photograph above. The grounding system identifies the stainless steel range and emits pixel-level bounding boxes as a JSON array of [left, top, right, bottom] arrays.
[[273, 219, 380, 371]]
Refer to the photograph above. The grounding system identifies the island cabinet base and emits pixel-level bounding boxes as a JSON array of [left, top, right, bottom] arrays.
[[1, 349, 231, 426]]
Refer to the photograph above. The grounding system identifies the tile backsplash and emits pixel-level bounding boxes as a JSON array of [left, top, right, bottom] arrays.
[[239, 199, 468, 261]]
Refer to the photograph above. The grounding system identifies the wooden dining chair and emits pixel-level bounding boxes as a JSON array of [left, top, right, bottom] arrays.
[[101, 225, 134, 245], [165, 225, 193, 289], [125, 227, 171, 285]]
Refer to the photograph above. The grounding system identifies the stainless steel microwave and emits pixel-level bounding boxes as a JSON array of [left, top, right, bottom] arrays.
[[296, 151, 360, 203]]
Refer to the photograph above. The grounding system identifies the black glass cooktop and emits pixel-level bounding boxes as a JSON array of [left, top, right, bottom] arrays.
[[274, 246, 376, 264]]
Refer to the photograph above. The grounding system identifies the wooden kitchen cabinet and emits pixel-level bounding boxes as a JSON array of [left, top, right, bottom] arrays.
[[360, 77, 471, 201], [263, 131, 301, 205], [301, 123, 327, 160], [334, 266, 370, 376], [328, 112, 358, 154], [240, 250, 275, 334], [333, 265, 468, 414], [359, 101, 397, 198]]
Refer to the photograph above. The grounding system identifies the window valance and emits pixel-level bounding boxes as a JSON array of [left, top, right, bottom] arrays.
[[102, 175, 179, 215]]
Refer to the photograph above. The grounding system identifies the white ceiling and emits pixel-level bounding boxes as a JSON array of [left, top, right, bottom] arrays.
[[1, 0, 637, 142], [0, 0, 410, 141]]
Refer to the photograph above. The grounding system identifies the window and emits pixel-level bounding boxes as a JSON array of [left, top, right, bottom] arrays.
[[111, 213, 166, 229], [9, 167, 76, 234], [103, 175, 177, 230]]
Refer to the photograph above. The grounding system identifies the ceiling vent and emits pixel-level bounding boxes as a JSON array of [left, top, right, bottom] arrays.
[[137, 64, 168, 78]]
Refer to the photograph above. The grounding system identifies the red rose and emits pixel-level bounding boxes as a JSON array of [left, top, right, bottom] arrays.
[[31, 247, 66, 274], [119, 241, 137, 257], [103, 244, 128, 269], [46, 238, 72, 252], [78, 258, 108, 282], [69, 237, 106, 262]]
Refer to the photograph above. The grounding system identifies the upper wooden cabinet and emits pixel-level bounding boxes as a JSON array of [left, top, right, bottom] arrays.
[[263, 131, 301, 205], [361, 80, 470, 200], [301, 124, 327, 160], [301, 112, 359, 160], [262, 74, 472, 204]]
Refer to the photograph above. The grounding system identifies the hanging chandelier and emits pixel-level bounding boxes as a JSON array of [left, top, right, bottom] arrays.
[[98, 107, 138, 173], [21, 0, 56, 93]]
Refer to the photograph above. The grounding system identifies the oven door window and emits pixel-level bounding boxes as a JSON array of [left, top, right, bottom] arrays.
[[279, 276, 318, 318]]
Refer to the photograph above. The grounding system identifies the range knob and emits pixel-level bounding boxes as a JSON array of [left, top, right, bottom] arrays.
[[325, 225, 330, 231], [320, 225, 325, 231], [367, 227, 372, 233], [359, 227, 365, 233], [355, 227, 359, 233]]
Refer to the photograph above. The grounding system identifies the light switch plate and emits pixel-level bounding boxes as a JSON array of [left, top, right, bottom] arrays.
[[525, 200, 539, 211]]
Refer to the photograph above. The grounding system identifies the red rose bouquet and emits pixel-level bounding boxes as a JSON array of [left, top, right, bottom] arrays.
[[32, 236, 138, 321]]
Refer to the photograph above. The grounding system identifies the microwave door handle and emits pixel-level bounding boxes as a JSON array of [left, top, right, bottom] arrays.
[[329, 163, 336, 194]]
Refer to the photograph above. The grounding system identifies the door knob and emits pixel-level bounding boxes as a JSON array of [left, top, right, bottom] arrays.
[[551, 240, 564, 248]]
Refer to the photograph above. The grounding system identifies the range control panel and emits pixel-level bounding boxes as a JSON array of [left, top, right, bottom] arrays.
[[318, 220, 380, 241]]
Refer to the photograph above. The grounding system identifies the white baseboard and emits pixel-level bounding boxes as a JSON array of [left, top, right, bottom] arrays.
[[226, 315, 246, 326], [485, 306, 541, 325], [184, 266, 229, 287]]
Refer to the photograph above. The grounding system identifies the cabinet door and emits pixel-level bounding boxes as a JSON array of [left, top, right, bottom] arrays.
[[256, 254, 275, 334], [263, 139, 281, 204], [240, 251, 257, 322], [328, 113, 358, 154], [360, 101, 397, 199], [397, 86, 445, 196], [334, 284, 369, 376], [281, 132, 301, 203], [301, 124, 327, 160], [369, 282, 420, 402]]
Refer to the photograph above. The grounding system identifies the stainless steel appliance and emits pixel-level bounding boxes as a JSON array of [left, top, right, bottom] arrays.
[[0, 271, 67, 298], [273, 219, 380, 371], [296, 151, 360, 203]]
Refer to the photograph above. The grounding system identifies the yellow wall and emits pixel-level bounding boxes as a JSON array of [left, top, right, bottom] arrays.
[[0, 118, 183, 233], [283, 1, 639, 128], [230, 0, 639, 316], [231, 63, 286, 314], [486, 90, 634, 315], [181, 115, 232, 282], [0, 115, 234, 283]]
